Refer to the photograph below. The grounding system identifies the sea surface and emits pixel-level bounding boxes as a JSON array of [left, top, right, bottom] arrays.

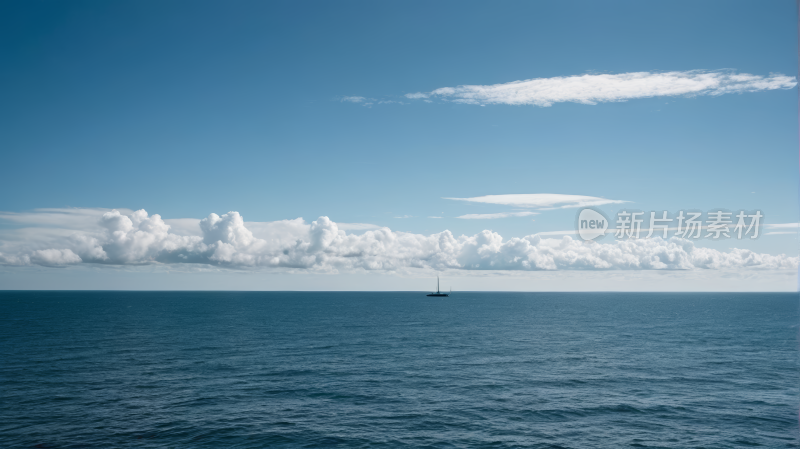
[[0, 291, 798, 448]]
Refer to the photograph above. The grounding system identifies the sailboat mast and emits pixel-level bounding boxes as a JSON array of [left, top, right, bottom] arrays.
[[437, 276, 440, 293]]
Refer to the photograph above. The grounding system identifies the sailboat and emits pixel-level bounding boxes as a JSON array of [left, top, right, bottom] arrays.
[[426, 276, 449, 297]]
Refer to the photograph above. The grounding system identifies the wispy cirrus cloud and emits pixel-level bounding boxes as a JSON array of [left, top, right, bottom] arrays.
[[404, 70, 796, 107], [445, 194, 627, 210], [0, 207, 135, 229], [337, 222, 383, 231], [340, 96, 406, 107], [763, 222, 799, 229], [763, 222, 798, 235], [341, 96, 368, 103], [457, 211, 538, 219]]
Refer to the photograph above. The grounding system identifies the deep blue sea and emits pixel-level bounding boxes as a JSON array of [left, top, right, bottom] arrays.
[[1, 292, 798, 448]]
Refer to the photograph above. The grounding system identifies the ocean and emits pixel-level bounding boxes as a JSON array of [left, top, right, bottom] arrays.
[[0, 291, 798, 448]]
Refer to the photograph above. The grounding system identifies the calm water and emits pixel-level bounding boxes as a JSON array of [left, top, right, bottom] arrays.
[[0, 291, 798, 448]]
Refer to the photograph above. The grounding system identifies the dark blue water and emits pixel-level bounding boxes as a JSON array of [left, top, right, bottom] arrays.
[[1, 292, 798, 448]]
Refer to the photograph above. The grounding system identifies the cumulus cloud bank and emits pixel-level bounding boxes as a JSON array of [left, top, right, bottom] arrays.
[[404, 70, 797, 106], [0, 208, 794, 272], [445, 194, 626, 209]]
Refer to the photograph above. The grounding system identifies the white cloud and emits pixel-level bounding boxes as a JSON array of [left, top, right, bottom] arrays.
[[341, 96, 367, 103], [457, 211, 538, 219], [405, 70, 796, 107], [539, 225, 796, 238], [765, 222, 799, 229], [30, 249, 82, 267], [337, 222, 383, 231], [445, 193, 626, 209], [0, 208, 795, 272], [163, 218, 203, 236], [0, 207, 135, 229]]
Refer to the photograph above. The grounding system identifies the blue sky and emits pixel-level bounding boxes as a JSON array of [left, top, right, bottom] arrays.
[[0, 0, 798, 290]]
